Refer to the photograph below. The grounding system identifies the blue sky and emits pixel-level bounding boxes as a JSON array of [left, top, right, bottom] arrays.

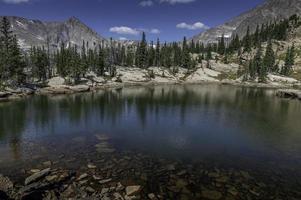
[[0, 0, 264, 42]]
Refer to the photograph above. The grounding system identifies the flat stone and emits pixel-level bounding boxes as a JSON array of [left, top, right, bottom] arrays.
[[25, 168, 51, 185], [166, 164, 176, 171], [45, 175, 58, 182], [116, 182, 125, 191], [43, 161, 52, 166], [85, 186, 95, 193], [77, 173, 88, 180], [148, 193, 157, 200], [87, 164, 97, 169], [202, 190, 222, 200], [95, 134, 109, 141], [113, 192, 124, 200], [92, 175, 101, 180], [99, 178, 112, 184], [30, 169, 41, 173], [101, 188, 109, 194], [228, 187, 238, 196], [126, 185, 141, 196]]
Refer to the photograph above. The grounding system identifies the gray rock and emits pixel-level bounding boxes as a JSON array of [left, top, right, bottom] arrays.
[[77, 173, 88, 181], [99, 178, 112, 184], [126, 185, 141, 196], [0, 92, 11, 98], [201, 189, 222, 200], [0, 175, 14, 196], [276, 89, 301, 100], [25, 168, 51, 185]]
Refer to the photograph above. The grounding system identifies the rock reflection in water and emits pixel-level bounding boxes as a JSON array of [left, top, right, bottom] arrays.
[[0, 84, 300, 199]]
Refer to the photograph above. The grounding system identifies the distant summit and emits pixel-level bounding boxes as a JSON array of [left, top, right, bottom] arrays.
[[192, 0, 301, 43], [0, 16, 107, 51]]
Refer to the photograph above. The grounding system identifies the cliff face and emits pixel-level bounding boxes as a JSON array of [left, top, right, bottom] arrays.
[[1, 16, 107, 51]]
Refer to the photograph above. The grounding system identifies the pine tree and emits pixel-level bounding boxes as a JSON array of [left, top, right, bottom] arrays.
[[254, 44, 266, 82], [9, 35, 26, 84], [148, 41, 155, 67], [155, 38, 160, 67], [0, 17, 13, 82], [95, 44, 105, 76], [206, 44, 212, 60], [281, 45, 295, 76], [30, 46, 49, 82], [218, 34, 226, 55], [244, 26, 252, 52], [181, 37, 191, 68], [248, 60, 256, 80], [253, 25, 260, 47], [81, 40, 88, 76], [137, 32, 147, 68], [263, 39, 276, 72]]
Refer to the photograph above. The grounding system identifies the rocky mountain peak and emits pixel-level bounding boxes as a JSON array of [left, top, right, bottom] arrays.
[[192, 0, 301, 44]]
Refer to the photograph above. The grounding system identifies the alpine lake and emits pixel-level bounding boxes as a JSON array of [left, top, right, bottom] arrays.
[[0, 84, 301, 200]]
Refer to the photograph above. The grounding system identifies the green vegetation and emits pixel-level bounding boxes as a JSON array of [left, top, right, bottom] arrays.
[[0, 15, 300, 87]]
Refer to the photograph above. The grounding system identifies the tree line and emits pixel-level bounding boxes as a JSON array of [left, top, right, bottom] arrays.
[[0, 15, 300, 87]]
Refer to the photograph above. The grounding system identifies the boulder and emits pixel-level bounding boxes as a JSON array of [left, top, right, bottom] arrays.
[[0, 92, 10, 98], [47, 77, 65, 87], [68, 85, 90, 93], [25, 168, 51, 185], [126, 185, 141, 196], [0, 175, 14, 196], [276, 89, 301, 100]]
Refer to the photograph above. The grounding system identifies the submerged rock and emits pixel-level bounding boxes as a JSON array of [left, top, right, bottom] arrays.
[[25, 168, 51, 185], [126, 185, 141, 196], [0, 175, 14, 197], [201, 189, 222, 200]]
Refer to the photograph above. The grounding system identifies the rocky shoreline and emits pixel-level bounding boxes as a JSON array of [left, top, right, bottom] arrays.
[[0, 79, 300, 103], [1, 134, 301, 200], [0, 65, 301, 102]]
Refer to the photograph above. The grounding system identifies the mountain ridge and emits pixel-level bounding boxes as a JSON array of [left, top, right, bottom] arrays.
[[192, 0, 301, 44], [0, 16, 107, 51]]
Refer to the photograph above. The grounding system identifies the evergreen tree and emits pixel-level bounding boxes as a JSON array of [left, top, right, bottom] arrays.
[[254, 44, 267, 82], [148, 41, 155, 67], [263, 39, 276, 72], [206, 44, 212, 60], [95, 45, 105, 76], [244, 26, 252, 52], [81, 40, 88, 76], [30, 46, 49, 81], [181, 37, 191, 68], [218, 34, 226, 55], [9, 35, 26, 84], [137, 32, 147, 68], [155, 38, 160, 67], [281, 45, 295, 76], [253, 25, 260, 46], [248, 60, 256, 80]]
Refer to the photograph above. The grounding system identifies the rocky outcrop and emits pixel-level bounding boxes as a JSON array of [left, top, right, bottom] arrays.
[[276, 89, 301, 100]]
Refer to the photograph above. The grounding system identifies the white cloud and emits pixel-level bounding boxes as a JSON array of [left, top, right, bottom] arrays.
[[109, 26, 140, 35], [176, 22, 209, 30], [110, 26, 160, 36], [1, 0, 30, 3], [150, 29, 160, 34], [139, 0, 154, 7], [160, 0, 196, 5], [119, 37, 128, 41]]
